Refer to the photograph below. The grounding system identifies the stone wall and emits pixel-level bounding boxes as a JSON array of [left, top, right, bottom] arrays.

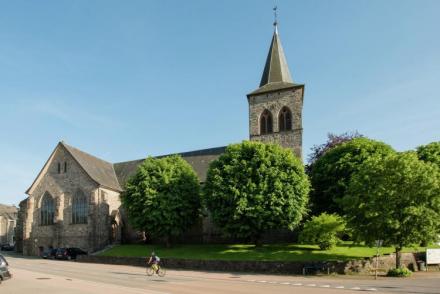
[[23, 145, 113, 255], [91, 188, 122, 250], [248, 87, 303, 159], [344, 252, 425, 274], [77, 252, 436, 275], [15, 199, 27, 253]]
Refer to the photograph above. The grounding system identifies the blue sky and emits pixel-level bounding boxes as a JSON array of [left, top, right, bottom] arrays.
[[1, 0, 439, 205]]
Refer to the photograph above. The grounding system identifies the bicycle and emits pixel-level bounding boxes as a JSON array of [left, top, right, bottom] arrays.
[[146, 263, 166, 277]]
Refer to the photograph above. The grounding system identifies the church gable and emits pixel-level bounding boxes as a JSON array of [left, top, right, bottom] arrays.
[[27, 142, 122, 197], [27, 143, 98, 200]]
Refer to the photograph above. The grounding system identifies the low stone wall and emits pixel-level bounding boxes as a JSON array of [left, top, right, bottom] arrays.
[[77, 252, 436, 275], [77, 255, 346, 275], [344, 252, 425, 274]]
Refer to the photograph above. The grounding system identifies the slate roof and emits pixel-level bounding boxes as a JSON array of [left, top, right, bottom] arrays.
[[248, 81, 303, 96], [249, 26, 303, 96], [0, 204, 18, 219], [61, 142, 123, 192], [114, 146, 226, 189]]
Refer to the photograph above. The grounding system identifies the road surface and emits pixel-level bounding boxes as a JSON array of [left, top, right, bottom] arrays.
[[1, 254, 440, 294]]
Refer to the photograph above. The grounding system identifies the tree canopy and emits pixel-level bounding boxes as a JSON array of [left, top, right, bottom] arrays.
[[204, 141, 310, 245], [308, 137, 395, 215], [307, 131, 363, 166], [343, 152, 440, 268], [122, 155, 201, 246], [417, 141, 440, 168]]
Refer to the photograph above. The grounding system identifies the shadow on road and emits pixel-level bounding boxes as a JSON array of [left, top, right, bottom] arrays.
[[110, 271, 145, 277]]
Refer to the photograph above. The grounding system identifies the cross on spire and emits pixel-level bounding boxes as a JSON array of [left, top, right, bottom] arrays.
[[273, 5, 278, 29]]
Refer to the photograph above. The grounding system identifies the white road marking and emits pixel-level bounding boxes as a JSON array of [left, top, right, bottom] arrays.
[[244, 278, 376, 293]]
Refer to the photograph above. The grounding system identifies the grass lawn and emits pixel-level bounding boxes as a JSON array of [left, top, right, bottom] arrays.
[[100, 242, 437, 262]]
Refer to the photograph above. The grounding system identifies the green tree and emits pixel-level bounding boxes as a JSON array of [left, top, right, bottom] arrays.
[[122, 155, 201, 247], [417, 141, 440, 168], [203, 141, 310, 246], [343, 152, 440, 268], [307, 131, 363, 166], [308, 137, 394, 215], [299, 213, 346, 250]]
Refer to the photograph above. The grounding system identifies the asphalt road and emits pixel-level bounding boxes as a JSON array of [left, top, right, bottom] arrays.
[[1, 254, 440, 294]]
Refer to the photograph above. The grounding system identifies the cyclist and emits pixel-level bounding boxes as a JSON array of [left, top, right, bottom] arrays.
[[147, 251, 160, 273]]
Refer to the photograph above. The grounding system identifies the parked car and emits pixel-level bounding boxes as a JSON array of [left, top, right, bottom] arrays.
[[42, 248, 57, 259], [0, 244, 14, 251], [0, 255, 12, 284], [55, 248, 87, 260]]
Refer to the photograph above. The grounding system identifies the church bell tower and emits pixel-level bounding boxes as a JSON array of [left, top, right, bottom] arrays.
[[247, 12, 304, 159]]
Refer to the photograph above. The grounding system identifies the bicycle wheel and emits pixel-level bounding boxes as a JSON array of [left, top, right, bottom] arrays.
[[157, 267, 166, 277], [146, 267, 154, 276]]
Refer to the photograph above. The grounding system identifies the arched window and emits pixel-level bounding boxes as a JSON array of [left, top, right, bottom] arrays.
[[72, 190, 88, 224], [260, 109, 273, 135], [278, 106, 292, 131], [40, 192, 55, 226]]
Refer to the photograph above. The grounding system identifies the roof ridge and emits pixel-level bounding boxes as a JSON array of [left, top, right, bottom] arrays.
[[61, 142, 114, 165], [61, 142, 122, 192], [113, 146, 228, 165]]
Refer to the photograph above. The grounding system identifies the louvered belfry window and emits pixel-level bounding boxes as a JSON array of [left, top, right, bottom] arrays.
[[260, 109, 273, 135], [279, 106, 292, 131], [72, 190, 88, 224], [40, 192, 55, 226]]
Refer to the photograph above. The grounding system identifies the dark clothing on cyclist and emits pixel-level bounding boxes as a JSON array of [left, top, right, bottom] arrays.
[[148, 252, 159, 265], [150, 255, 159, 264]]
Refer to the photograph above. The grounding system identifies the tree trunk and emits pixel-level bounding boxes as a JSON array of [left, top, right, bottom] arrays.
[[252, 235, 262, 247], [164, 236, 171, 248], [395, 247, 402, 269]]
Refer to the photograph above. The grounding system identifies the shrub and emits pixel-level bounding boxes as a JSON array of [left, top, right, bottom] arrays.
[[387, 267, 412, 277], [299, 213, 346, 250]]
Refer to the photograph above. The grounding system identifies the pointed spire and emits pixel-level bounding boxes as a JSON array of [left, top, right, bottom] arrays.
[[259, 25, 293, 87], [248, 6, 302, 96]]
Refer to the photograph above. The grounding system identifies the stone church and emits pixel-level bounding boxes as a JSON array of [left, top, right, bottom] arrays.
[[17, 23, 304, 255]]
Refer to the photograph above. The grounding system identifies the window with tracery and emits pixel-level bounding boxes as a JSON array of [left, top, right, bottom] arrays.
[[278, 106, 292, 131], [40, 192, 55, 226], [72, 190, 88, 224], [260, 109, 273, 135]]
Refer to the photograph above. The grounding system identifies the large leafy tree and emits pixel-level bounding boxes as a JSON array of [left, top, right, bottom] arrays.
[[343, 152, 440, 268], [122, 155, 201, 247], [308, 137, 394, 215], [204, 141, 310, 245], [417, 141, 440, 168]]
